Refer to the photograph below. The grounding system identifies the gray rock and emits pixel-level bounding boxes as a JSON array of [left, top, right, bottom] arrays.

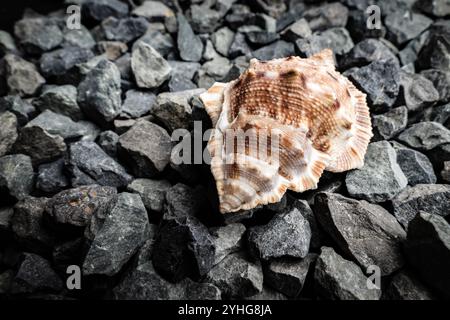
[[96, 130, 119, 158], [33, 85, 83, 121], [152, 215, 216, 282], [346, 141, 408, 202], [212, 27, 235, 57], [245, 31, 280, 46], [384, 270, 435, 300], [164, 183, 203, 219], [132, 1, 174, 21], [40, 47, 94, 78], [397, 122, 450, 151], [127, 178, 171, 213], [121, 90, 156, 119], [189, 4, 223, 34], [0, 111, 17, 157], [96, 41, 128, 60], [252, 40, 295, 61], [3, 54, 45, 97], [101, 17, 149, 43], [14, 17, 63, 54], [347, 60, 400, 112], [11, 253, 62, 294], [11, 197, 53, 251], [134, 29, 174, 58], [83, 192, 150, 276], [117, 120, 172, 177], [384, 12, 433, 46], [0, 95, 36, 125], [391, 184, 450, 228], [315, 192, 406, 275], [296, 27, 354, 58], [61, 25, 96, 49], [131, 42, 171, 89], [247, 207, 311, 260], [421, 69, 450, 104], [68, 140, 132, 188], [340, 39, 398, 69], [398, 71, 439, 112], [314, 247, 381, 300], [303, 2, 348, 31], [404, 212, 450, 298], [0, 207, 13, 231], [206, 252, 263, 298], [210, 223, 246, 265], [77, 59, 122, 124], [82, 0, 129, 21], [281, 18, 311, 41], [416, 0, 450, 17], [46, 185, 117, 228], [13, 126, 66, 165], [177, 13, 203, 62], [442, 161, 450, 182], [0, 154, 34, 201], [0, 30, 17, 56], [36, 159, 69, 194], [228, 33, 251, 59], [201, 56, 232, 80], [424, 103, 450, 127], [174, 278, 221, 300], [372, 106, 408, 140], [264, 254, 317, 298], [114, 52, 132, 80], [391, 142, 437, 186], [152, 88, 205, 132], [291, 199, 322, 250]]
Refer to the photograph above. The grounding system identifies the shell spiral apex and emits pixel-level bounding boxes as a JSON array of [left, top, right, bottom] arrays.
[[200, 49, 373, 214]]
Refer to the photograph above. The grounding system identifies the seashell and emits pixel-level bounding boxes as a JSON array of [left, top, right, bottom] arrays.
[[200, 49, 373, 214]]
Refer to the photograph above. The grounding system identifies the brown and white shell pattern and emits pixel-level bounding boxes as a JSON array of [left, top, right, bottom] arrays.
[[200, 49, 373, 214]]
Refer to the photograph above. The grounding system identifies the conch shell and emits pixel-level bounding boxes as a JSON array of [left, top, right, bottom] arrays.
[[200, 49, 373, 214]]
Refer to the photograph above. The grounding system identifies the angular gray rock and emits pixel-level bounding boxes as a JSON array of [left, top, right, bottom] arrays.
[[211, 26, 235, 57], [0, 111, 18, 157], [391, 184, 450, 228], [96, 130, 119, 158], [314, 247, 381, 300], [68, 140, 132, 188], [210, 223, 246, 265], [247, 207, 311, 260], [206, 252, 263, 298], [177, 13, 203, 62], [404, 212, 450, 298], [442, 161, 450, 182], [0, 95, 36, 125], [0, 207, 13, 231], [398, 71, 439, 112], [164, 183, 203, 219], [82, 0, 129, 21], [264, 254, 317, 298], [384, 12, 433, 46], [340, 39, 398, 69], [83, 192, 150, 276], [346, 141, 408, 202], [384, 270, 435, 300], [132, 1, 174, 21], [121, 89, 156, 119], [252, 40, 296, 61], [131, 42, 171, 89], [372, 106, 408, 141], [77, 59, 122, 124], [315, 192, 406, 275], [0, 154, 34, 201], [421, 69, 450, 104], [117, 120, 172, 177], [127, 178, 171, 213], [39, 47, 94, 79], [397, 122, 450, 151], [0, 30, 17, 56], [295, 27, 354, 57], [3, 54, 45, 97], [101, 17, 149, 43], [302, 2, 348, 31], [228, 32, 251, 58], [36, 159, 69, 194], [14, 17, 62, 54], [33, 85, 83, 121]]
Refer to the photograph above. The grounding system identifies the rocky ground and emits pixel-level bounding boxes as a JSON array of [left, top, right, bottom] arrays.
[[0, 0, 449, 300]]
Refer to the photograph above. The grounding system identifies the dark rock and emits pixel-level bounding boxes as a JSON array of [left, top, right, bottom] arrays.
[[302, 2, 349, 31], [384, 270, 435, 300], [82, 0, 129, 22], [314, 247, 381, 300], [3, 54, 45, 97], [372, 106, 408, 141], [117, 120, 172, 178], [264, 254, 317, 298], [114, 52, 132, 80], [296, 28, 354, 58], [315, 192, 406, 275], [398, 71, 439, 112], [340, 39, 398, 69], [346, 141, 407, 202], [152, 215, 215, 282], [245, 285, 287, 300], [177, 13, 203, 62], [68, 140, 132, 188], [121, 90, 156, 119], [391, 142, 437, 186], [127, 178, 171, 213], [421, 69, 450, 104], [33, 85, 83, 121], [164, 183, 203, 220], [96, 130, 119, 158], [346, 9, 386, 42], [404, 212, 450, 298], [228, 33, 251, 59], [210, 223, 246, 265], [416, 0, 450, 17], [14, 17, 62, 54], [291, 199, 322, 250], [77, 59, 122, 124], [0, 154, 34, 201], [83, 192, 149, 276], [417, 21, 450, 72], [40, 47, 94, 79], [442, 161, 450, 182], [280, 18, 311, 41], [252, 40, 295, 61], [391, 184, 450, 228], [175, 278, 221, 300], [384, 12, 432, 46], [11, 197, 53, 251], [36, 158, 69, 194], [100, 17, 148, 43], [131, 41, 171, 89], [45, 185, 117, 229], [0, 95, 36, 125], [397, 122, 450, 151], [347, 60, 400, 112], [246, 31, 280, 46], [11, 253, 62, 294], [247, 207, 311, 260], [211, 27, 234, 57], [0, 111, 18, 157], [0, 207, 13, 231], [225, 4, 255, 30], [398, 30, 429, 67], [205, 252, 263, 298]]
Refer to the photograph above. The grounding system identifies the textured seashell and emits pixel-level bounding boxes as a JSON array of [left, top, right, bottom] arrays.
[[200, 49, 373, 214]]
